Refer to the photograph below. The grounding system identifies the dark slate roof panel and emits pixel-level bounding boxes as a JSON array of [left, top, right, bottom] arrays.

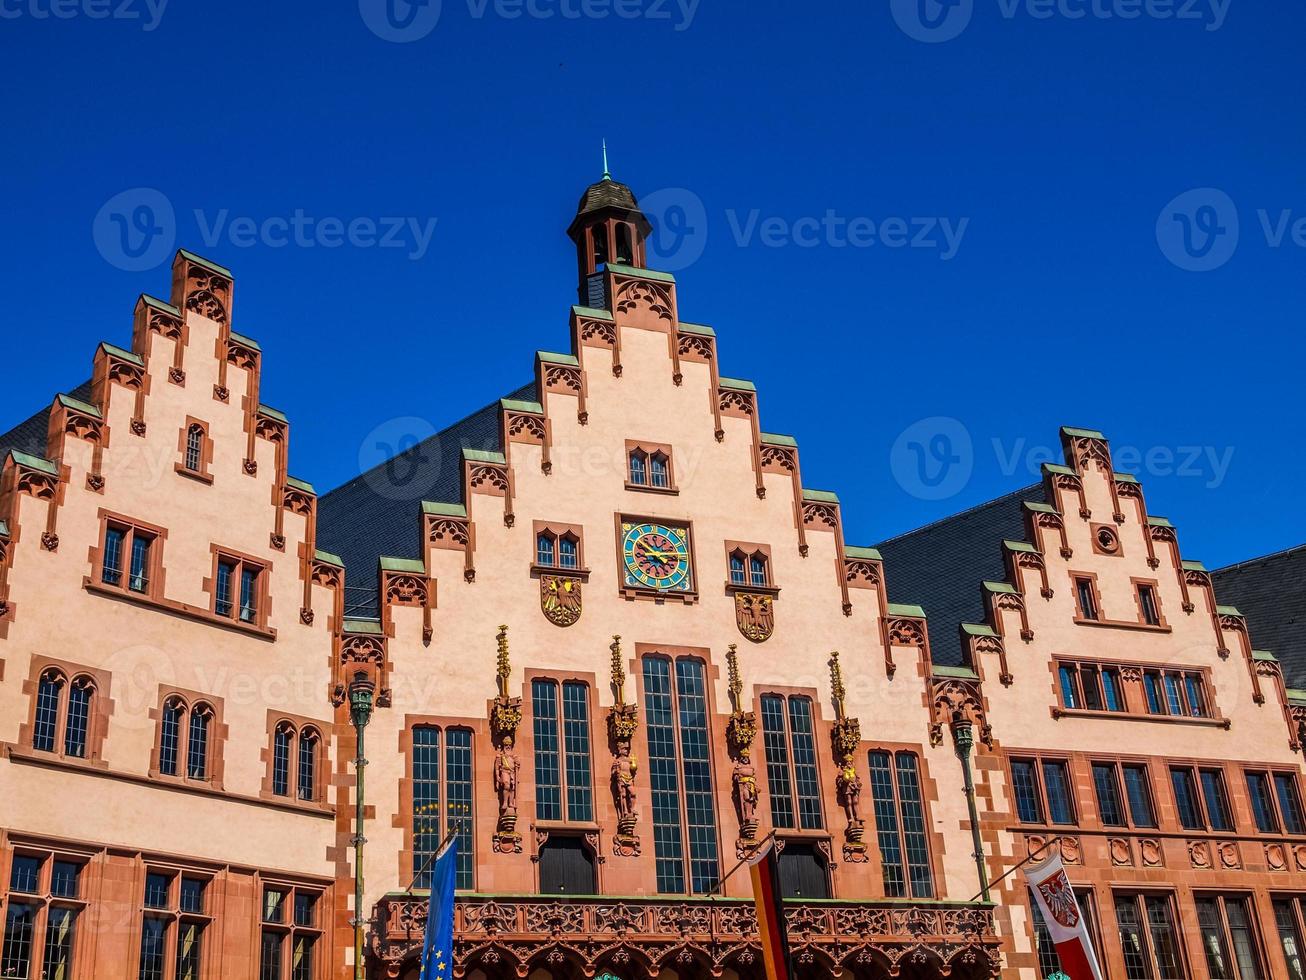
[[874, 484, 1046, 667], [0, 380, 94, 462], [317, 382, 536, 618], [1212, 545, 1306, 689]]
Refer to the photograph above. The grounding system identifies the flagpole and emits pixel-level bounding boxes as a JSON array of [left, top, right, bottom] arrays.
[[703, 830, 778, 898], [966, 835, 1062, 904]]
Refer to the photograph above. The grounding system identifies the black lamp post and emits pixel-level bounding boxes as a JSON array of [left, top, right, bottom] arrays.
[[952, 718, 992, 903], [349, 671, 376, 980]]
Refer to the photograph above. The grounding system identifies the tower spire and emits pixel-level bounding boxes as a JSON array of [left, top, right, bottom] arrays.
[[602, 138, 611, 181]]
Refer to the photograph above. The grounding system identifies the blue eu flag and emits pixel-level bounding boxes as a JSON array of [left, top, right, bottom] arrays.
[[419, 837, 457, 980]]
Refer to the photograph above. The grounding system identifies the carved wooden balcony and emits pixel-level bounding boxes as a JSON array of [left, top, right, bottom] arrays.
[[368, 893, 1001, 979]]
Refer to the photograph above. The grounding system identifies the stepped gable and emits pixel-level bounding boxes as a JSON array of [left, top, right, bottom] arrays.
[[876, 484, 1044, 667], [317, 382, 536, 616], [1214, 545, 1306, 688]]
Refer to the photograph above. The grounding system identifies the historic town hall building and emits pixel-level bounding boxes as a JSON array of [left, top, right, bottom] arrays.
[[1, 173, 1304, 980]]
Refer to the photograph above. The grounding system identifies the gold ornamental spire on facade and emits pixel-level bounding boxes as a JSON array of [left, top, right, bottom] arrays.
[[726, 643, 743, 713], [496, 625, 511, 699], [610, 635, 626, 705], [829, 651, 847, 721]]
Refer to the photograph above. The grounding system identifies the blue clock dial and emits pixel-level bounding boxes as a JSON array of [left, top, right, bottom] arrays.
[[621, 522, 691, 592]]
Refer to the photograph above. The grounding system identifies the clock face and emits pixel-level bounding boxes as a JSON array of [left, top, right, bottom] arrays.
[[621, 521, 692, 592]]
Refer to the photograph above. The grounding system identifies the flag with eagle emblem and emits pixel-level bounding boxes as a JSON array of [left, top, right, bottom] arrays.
[[1024, 850, 1103, 980]]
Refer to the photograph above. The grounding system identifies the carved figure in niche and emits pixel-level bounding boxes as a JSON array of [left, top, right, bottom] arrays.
[[734, 752, 759, 832], [495, 734, 519, 821], [837, 761, 863, 831], [612, 740, 639, 829]]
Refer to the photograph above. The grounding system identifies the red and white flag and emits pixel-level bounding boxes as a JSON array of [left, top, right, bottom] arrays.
[[1023, 851, 1104, 980]]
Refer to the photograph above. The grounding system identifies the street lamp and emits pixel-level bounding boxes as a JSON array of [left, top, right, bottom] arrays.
[[349, 671, 376, 980], [952, 718, 992, 904]]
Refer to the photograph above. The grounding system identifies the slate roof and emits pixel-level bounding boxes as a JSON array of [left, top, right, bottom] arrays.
[[1212, 545, 1306, 688], [875, 484, 1047, 668], [0, 379, 93, 463], [575, 178, 641, 217], [316, 382, 536, 617]]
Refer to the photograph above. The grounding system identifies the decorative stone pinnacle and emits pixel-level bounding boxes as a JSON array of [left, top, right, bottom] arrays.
[[726, 644, 742, 712], [611, 635, 626, 705], [496, 625, 510, 699], [829, 651, 847, 720]]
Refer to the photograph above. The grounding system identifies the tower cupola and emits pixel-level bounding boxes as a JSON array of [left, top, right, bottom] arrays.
[[566, 147, 651, 306]]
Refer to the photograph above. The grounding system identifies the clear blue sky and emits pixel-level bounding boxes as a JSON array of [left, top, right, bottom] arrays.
[[2, 0, 1302, 568]]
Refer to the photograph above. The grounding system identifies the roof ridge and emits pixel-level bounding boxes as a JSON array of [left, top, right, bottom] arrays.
[[876, 483, 1044, 547], [1213, 543, 1306, 574]]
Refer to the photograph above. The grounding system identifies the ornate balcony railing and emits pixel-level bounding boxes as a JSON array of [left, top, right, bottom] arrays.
[[369, 893, 1001, 978]]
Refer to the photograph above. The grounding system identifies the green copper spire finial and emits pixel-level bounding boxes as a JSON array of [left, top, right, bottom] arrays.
[[602, 138, 611, 181]]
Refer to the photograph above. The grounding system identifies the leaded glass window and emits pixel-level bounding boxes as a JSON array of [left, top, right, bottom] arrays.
[[759, 695, 822, 830], [562, 681, 593, 821], [410, 725, 475, 890], [412, 726, 441, 888], [102, 525, 126, 586], [867, 750, 934, 898], [185, 424, 204, 472], [297, 731, 317, 801], [1273, 899, 1306, 980], [1011, 759, 1043, 823], [187, 706, 209, 780], [33, 670, 62, 752], [533, 680, 563, 821], [1093, 762, 1126, 827], [642, 656, 720, 894], [1123, 765, 1157, 828], [64, 679, 92, 758], [1042, 760, 1075, 825], [272, 725, 293, 796], [159, 699, 183, 776]]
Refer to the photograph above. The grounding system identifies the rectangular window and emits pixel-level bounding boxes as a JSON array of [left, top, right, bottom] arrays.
[[137, 869, 210, 980], [1138, 583, 1161, 625], [214, 554, 265, 624], [1249, 772, 1281, 834], [412, 728, 475, 891], [759, 695, 823, 832], [642, 656, 720, 894], [1115, 893, 1188, 980], [1033, 890, 1102, 979], [531, 679, 593, 824], [1059, 665, 1080, 710], [1076, 577, 1099, 620], [101, 521, 157, 595], [868, 750, 934, 898], [1093, 762, 1127, 827], [1273, 898, 1306, 980], [260, 886, 321, 980], [1185, 673, 1209, 717], [1102, 667, 1124, 711], [1, 852, 84, 980], [1197, 894, 1265, 980], [1011, 759, 1044, 824], [1277, 774, 1306, 835], [1042, 760, 1076, 825], [1144, 671, 1165, 714], [1172, 766, 1205, 830], [1202, 769, 1234, 831], [1081, 665, 1105, 711], [1123, 764, 1158, 828]]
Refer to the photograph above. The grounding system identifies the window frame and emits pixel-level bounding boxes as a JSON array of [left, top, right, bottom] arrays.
[[261, 713, 326, 806], [624, 440, 678, 494], [529, 676, 596, 825], [95, 513, 163, 599], [136, 866, 215, 980], [1195, 891, 1270, 980], [1133, 577, 1166, 628], [22, 659, 109, 763], [150, 689, 224, 789], [1271, 895, 1306, 980], [1, 849, 88, 980], [404, 722, 476, 892], [1114, 890, 1191, 980], [723, 541, 778, 594], [175, 417, 214, 484], [531, 521, 589, 577], [258, 882, 324, 980], [1246, 769, 1306, 836], [758, 692, 825, 832], [1008, 754, 1078, 827], [866, 747, 937, 899], [209, 547, 268, 627], [1170, 763, 1236, 832], [1073, 573, 1102, 622]]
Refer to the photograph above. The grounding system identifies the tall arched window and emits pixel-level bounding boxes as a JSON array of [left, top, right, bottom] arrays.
[[160, 698, 185, 776], [298, 729, 319, 802], [272, 724, 294, 796], [187, 706, 211, 780], [615, 222, 634, 265], [184, 424, 204, 472], [63, 678, 93, 759], [33, 670, 64, 753]]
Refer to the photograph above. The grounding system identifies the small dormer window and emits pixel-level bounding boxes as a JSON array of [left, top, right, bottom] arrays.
[[626, 442, 676, 493]]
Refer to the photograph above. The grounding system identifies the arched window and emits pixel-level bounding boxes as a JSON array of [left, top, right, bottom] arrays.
[[537, 533, 556, 567], [160, 697, 185, 776], [187, 705, 211, 780], [628, 451, 647, 485], [591, 223, 609, 269], [33, 670, 64, 753], [272, 724, 294, 796], [649, 453, 669, 489], [64, 678, 93, 759], [749, 555, 768, 587], [184, 424, 204, 472], [615, 222, 634, 265], [558, 536, 579, 570], [298, 729, 319, 802], [729, 553, 746, 585]]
